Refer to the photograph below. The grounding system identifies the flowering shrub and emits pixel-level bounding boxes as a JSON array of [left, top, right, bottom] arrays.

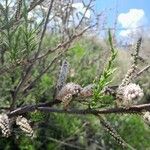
[[0, 1, 150, 149]]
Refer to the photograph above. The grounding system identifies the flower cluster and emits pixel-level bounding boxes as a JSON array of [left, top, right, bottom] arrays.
[[116, 38, 144, 107], [119, 38, 142, 88], [56, 82, 82, 108], [120, 65, 138, 87], [117, 83, 144, 106], [100, 118, 126, 148], [0, 114, 33, 137], [0, 114, 11, 137], [16, 116, 33, 137]]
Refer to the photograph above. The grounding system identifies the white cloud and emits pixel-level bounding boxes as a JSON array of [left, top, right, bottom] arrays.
[[119, 29, 131, 37], [72, 3, 91, 19], [118, 9, 147, 37]]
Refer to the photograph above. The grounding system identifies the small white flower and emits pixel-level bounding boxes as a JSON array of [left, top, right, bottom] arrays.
[[0, 114, 11, 137], [120, 65, 138, 87], [122, 83, 144, 106], [16, 116, 33, 137]]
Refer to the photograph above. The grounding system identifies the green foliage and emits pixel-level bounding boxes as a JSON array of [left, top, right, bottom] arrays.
[[39, 74, 53, 91], [71, 43, 85, 59], [92, 30, 117, 108], [104, 115, 150, 150], [54, 114, 82, 136], [18, 136, 35, 150], [30, 111, 46, 122], [0, 1, 149, 150], [67, 37, 106, 85]]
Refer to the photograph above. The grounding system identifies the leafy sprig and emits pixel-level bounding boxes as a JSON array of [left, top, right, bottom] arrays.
[[92, 30, 117, 108]]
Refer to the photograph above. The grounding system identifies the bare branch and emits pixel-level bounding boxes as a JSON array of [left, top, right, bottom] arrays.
[[35, 0, 54, 58], [37, 24, 96, 60], [75, 0, 93, 29], [8, 102, 150, 117]]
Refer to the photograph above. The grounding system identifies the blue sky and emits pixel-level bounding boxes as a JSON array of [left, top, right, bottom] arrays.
[[94, 0, 150, 26], [89, 0, 150, 38]]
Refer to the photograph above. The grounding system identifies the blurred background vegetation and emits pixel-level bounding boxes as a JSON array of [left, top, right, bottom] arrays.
[[0, 0, 149, 149]]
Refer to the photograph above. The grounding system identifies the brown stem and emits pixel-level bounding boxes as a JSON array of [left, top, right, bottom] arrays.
[[8, 102, 150, 117]]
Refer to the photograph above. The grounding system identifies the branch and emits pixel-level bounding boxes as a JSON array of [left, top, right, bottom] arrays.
[[35, 0, 54, 58], [10, 0, 54, 110], [22, 52, 63, 95], [8, 102, 150, 117], [36, 24, 96, 60], [8, 100, 61, 117], [37, 104, 150, 115]]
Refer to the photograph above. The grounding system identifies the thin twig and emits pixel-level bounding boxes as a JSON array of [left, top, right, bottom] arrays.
[[0, 0, 45, 30], [28, 0, 45, 12], [22, 52, 63, 95], [15, 0, 23, 21], [137, 65, 150, 77], [56, 122, 88, 149], [48, 137, 85, 150], [75, 0, 93, 29]]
